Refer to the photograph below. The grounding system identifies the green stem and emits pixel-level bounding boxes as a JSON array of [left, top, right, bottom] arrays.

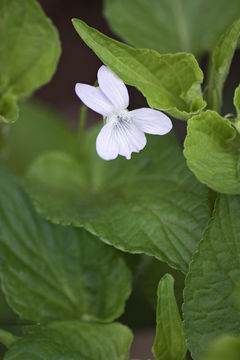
[[204, 55, 221, 113], [77, 79, 98, 134], [78, 104, 87, 134], [0, 329, 19, 348]]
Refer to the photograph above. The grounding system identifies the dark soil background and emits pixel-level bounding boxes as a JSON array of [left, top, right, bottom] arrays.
[[36, 0, 112, 123]]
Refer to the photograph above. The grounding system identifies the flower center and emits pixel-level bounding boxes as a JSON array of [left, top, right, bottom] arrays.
[[106, 109, 132, 125]]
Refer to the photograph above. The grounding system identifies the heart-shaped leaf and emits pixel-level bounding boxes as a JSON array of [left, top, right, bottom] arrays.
[[183, 195, 240, 358], [0, 165, 132, 323], [72, 19, 206, 120], [0, 0, 61, 122], [4, 321, 133, 360], [25, 126, 210, 273]]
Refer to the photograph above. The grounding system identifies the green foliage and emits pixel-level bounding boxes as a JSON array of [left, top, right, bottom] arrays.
[[153, 274, 187, 360], [0, 286, 17, 324], [0, 0, 60, 123], [206, 18, 240, 112], [3, 101, 79, 174], [104, 0, 240, 56], [0, 93, 19, 124], [183, 195, 240, 358], [0, 329, 18, 349], [1, 1, 240, 358], [184, 110, 240, 194], [0, 165, 132, 323], [4, 321, 133, 360], [25, 126, 210, 273], [72, 19, 206, 120], [200, 335, 240, 360]]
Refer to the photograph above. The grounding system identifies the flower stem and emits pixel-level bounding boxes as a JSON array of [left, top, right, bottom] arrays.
[[77, 79, 98, 134], [78, 104, 87, 134]]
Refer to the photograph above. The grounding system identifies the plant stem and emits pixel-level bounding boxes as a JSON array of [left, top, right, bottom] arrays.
[[204, 56, 221, 114], [77, 78, 98, 134], [78, 104, 87, 134]]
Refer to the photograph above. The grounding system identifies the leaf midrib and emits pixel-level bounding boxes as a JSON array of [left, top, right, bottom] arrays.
[[170, 0, 191, 52]]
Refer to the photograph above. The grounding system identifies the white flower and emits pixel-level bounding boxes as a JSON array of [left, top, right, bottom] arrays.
[[75, 65, 172, 160]]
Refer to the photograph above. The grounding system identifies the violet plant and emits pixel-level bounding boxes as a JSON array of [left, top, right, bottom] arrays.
[[0, 0, 240, 359], [75, 65, 172, 160]]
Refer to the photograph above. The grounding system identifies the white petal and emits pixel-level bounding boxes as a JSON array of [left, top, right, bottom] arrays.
[[75, 83, 114, 117], [97, 65, 129, 111], [130, 108, 172, 135], [96, 122, 119, 160], [115, 120, 146, 160]]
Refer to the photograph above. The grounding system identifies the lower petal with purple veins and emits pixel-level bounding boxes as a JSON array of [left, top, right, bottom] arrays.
[[114, 120, 146, 160]]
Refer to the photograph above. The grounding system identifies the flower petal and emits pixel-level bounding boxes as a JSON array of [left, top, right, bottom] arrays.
[[115, 120, 146, 160], [96, 122, 119, 160], [130, 108, 172, 135], [97, 65, 129, 111], [75, 83, 114, 117]]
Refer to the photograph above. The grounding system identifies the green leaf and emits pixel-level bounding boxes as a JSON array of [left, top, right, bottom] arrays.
[[0, 286, 20, 357], [153, 274, 187, 360], [0, 329, 18, 349], [4, 321, 133, 360], [200, 335, 240, 360], [72, 19, 206, 120], [183, 195, 240, 359], [206, 18, 240, 112], [0, 165, 132, 323], [0, 285, 18, 324], [25, 126, 210, 273], [0, 93, 18, 124], [184, 110, 240, 194], [104, 0, 240, 56], [3, 101, 79, 175], [0, 0, 61, 123]]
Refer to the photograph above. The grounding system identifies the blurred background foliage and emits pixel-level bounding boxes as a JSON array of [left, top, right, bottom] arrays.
[[1, 1, 240, 359]]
